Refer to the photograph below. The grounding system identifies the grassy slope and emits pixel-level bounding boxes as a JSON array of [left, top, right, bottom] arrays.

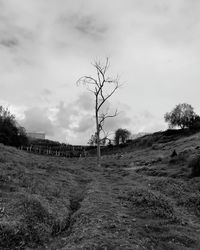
[[0, 131, 200, 249]]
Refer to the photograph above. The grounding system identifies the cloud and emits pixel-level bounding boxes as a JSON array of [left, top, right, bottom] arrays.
[[1, 0, 200, 144], [56, 101, 77, 129], [72, 115, 94, 133], [21, 107, 54, 136], [76, 92, 94, 111], [17, 90, 133, 144], [42, 88, 52, 96], [0, 38, 19, 48], [55, 92, 94, 135], [39, 88, 53, 104], [74, 15, 107, 39], [104, 110, 132, 132], [130, 111, 167, 134]]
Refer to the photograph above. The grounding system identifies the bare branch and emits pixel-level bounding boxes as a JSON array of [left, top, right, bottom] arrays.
[[99, 129, 109, 142], [99, 129, 114, 144], [93, 58, 110, 85], [99, 109, 118, 129], [97, 81, 119, 112], [76, 58, 120, 166], [76, 76, 99, 87]]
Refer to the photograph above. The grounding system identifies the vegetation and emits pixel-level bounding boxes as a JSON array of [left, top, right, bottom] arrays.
[[0, 106, 28, 147], [114, 128, 131, 145], [189, 155, 200, 177], [2, 100, 200, 248], [189, 115, 200, 130], [77, 58, 120, 166], [164, 103, 196, 129], [1, 129, 200, 249]]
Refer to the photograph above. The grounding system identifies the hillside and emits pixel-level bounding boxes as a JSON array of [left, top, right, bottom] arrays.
[[1, 131, 200, 249]]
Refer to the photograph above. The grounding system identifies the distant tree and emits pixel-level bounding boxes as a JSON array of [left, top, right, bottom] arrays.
[[107, 139, 113, 148], [164, 103, 196, 129], [77, 58, 120, 166], [114, 128, 131, 145], [0, 106, 28, 147], [88, 133, 97, 146], [0, 106, 15, 125], [88, 133, 107, 146]]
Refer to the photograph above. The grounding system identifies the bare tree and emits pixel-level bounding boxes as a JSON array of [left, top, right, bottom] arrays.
[[77, 58, 120, 166]]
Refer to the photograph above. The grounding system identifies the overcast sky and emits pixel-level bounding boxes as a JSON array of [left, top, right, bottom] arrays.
[[1, 0, 200, 144]]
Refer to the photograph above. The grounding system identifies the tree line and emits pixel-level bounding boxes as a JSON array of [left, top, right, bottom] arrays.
[[1, 59, 200, 164], [0, 106, 87, 157], [1, 102, 200, 159], [87, 103, 200, 150]]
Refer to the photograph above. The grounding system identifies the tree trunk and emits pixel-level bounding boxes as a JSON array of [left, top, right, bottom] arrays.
[[97, 130, 101, 166], [96, 105, 101, 166]]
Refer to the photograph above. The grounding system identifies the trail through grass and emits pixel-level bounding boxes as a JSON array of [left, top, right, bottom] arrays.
[[1, 134, 200, 249]]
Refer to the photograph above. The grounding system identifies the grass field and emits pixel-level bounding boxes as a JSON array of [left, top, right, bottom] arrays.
[[1, 131, 200, 249]]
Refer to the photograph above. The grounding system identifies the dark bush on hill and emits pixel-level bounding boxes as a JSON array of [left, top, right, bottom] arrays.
[[114, 128, 131, 145], [189, 115, 200, 131], [0, 106, 28, 147], [188, 155, 200, 177]]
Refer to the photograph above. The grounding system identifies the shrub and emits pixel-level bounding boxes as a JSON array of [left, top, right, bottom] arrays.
[[114, 128, 131, 145], [189, 115, 200, 131], [0, 106, 28, 147], [188, 155, 200, 177]]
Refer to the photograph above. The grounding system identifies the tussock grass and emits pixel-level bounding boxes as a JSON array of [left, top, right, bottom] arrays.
[[126, 187, 179, 222], [1, 132, 200, 249], [0, 144, 79, 249], [189, 155, 200, 177]]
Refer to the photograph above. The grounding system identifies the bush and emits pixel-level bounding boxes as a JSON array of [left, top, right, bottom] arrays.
[[114, 128, 131, 145], [189, 115, 200, 131], [188, 155, 200, 177], [0, 106, 28, 147]]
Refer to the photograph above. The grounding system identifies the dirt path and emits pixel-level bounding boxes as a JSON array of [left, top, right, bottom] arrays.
[[1, 142, 200, 249], [35, 158, 200, 250], [43, 163, 146, 250]]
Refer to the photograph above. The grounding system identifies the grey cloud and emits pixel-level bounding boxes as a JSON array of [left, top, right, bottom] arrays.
[[56, 92, 94, 129], [42, 88, 52, 96], [104, 110, 132, 132], [150, 1, 200, 46], [130, 0, 171, 14], [131, 112, 155, 126], [56, 101, 75, 129], [21, 107, 54, 136], [0, 38, 19, 48], [72, 115, 94, 133], [130, 111, 166, 133], [76, 92, 94, 111], [1, 0, 200, 144], [58, 11, 108, 43], [74, 15, 107, 39], [39, 89, 53, 104], [0, 14, 35, 49], [55, 93, 133, 138]]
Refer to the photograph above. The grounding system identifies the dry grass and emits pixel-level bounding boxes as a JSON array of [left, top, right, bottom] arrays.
[[188, 155, 200, 177], [0, 144, 83, 249], [0, 131, 200, 249]]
